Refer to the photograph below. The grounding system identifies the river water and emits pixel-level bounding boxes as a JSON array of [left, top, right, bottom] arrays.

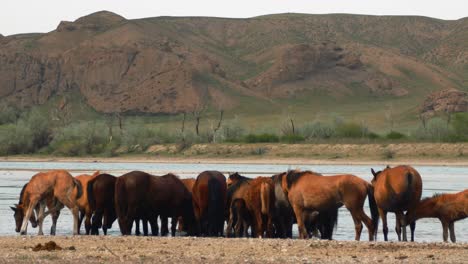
[[0, 161, 466, 242]]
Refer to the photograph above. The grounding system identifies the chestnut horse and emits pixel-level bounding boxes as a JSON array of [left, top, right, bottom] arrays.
[[242, 176, 275, 238], [192, 171, 227, 236], [225, 172, 252, 237], [282, 170, 379, 241], [87, 173, 117, 235], [75, 171, 100, 235], [12, 170, 82, 235], [409, 190, 467, 242], [115, 171, 196, 236], [371, 165, 422, 241], [177, 178, 196, 233], [11, 183, 63, 235]]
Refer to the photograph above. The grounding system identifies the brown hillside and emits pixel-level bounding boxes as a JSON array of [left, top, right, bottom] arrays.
[[0, 12, 466, 114]]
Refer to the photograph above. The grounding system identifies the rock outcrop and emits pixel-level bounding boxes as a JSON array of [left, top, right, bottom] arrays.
[[420, 89, 468, 117]]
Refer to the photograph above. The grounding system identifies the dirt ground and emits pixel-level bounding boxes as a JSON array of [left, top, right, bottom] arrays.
[[0, 236, 466, 263]]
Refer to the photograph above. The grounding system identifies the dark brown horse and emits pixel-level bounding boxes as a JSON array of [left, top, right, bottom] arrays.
[[371, 165, 422, 241], [12, 170, 82, 235], [115, 171, 196, 236], [409, 190, 467, 242], [11, 183, 62, 235], [192, 171, 227, 236], [242, 176, 275, 238], [87, 173, 117, 235], [282, 170, 379, 241], [225, 172, 252, 237]]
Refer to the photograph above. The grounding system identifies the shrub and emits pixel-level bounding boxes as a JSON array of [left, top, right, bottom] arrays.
[[50, 121, 108, 155], [367, 132, 380, 139], [382, 148, 396, 159], [386, 131, 406, 140], [281, 134, 305, 143], [451, 113, 468, 141], [335, 122, 368, 138], [221, 119, 246, 142], [299, 122, 335, 140], [243, 133, 279, 143]]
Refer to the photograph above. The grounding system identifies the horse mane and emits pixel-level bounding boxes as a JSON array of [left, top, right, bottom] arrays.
[[18, 183, 29, 205], [272, 172, 286, 184], [420, 192, 445, 202], [286, 170, 321, 189]]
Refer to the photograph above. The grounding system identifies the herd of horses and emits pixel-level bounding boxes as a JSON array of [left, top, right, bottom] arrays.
[[11, 165, 468, 242]]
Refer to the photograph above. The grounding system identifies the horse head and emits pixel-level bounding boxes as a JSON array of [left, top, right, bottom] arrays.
[[227, 172, 241, 187]]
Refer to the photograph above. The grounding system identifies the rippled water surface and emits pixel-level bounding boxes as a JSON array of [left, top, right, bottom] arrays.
[[0, 161, 466, 242]]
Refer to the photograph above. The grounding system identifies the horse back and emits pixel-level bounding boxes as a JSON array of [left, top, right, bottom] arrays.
[[374, 165, 422, 211]]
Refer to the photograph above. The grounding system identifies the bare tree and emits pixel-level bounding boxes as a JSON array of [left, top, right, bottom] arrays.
[[384, 103, 395, 132], [211, 110, 224, 143]]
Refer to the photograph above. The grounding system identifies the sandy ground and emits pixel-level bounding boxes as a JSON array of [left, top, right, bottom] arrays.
[[1, 143, 467, 167], [0, 236, 466, 263]]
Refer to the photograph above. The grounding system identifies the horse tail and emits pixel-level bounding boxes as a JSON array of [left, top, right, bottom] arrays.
[[73, 178, 83, 200], [367, 184, 379, 240], [114, 178, 129, 235], [207, 178, 223, 236], [260, 182, 270, 215], [87, 177, 96, 211]]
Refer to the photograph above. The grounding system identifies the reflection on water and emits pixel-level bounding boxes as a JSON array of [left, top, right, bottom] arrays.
[[0, 162, 466, 242]]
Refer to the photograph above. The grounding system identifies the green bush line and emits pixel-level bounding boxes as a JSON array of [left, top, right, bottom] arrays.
[[0, 105, 466, 156]]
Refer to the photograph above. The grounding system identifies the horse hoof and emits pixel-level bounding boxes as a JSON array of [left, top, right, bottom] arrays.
[[20, 231, 27, 235]]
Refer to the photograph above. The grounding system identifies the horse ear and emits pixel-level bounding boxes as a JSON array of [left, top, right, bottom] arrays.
[[10, 206, 17, 211], [92, 171, 100, 177], [371, 168, 377, 177]]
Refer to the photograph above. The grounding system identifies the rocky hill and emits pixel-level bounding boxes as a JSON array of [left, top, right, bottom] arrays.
[[0, 11, 467, 116]]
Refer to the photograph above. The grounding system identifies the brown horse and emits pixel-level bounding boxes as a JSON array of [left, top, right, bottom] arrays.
[[225, 172, 252, 237], [192, 171, 227, 236], [115, 171, 196, 236], [12, 170, 82, 235], [371, 165, 422, 241], [75, 171, 100, 235], [177, 178, 196, 233], [87, 173, 117, 235], [242, 176, 275, 238], [409, 190, 467, 242], [11, 183, 63, 235], [282, 170, 379, 241]]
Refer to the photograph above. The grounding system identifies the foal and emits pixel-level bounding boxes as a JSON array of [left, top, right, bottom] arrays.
[[13, 170, 82, 235], [409, 190, 467, 242]]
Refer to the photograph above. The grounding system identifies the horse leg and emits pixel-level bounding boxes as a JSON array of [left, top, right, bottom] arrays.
[[442, 221, 449, 242], [92, 209, 103, 235], [448, 221, 456, 243], [36, 202, 46, 236], [20, 199, 39, 235], [135, 219, 141, 236], [410, 221, 416, 242], [85, 209, 92, 235], [171, 217, 177, 237], [395, 212, 402, 241], [350, 211, 364, 241], [378, 208, 388, 241], [72, 206, 80, 235], [161, 216, 169, 236], [396, 211, 407, 241], [143, 219, 149, 236], [292, 205, 308, 239], [355, 208, 374, 241], [78, 210, 85, 235]]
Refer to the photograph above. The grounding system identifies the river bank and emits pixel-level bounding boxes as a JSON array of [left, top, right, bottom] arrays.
[[1, 143, 467, 166]]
